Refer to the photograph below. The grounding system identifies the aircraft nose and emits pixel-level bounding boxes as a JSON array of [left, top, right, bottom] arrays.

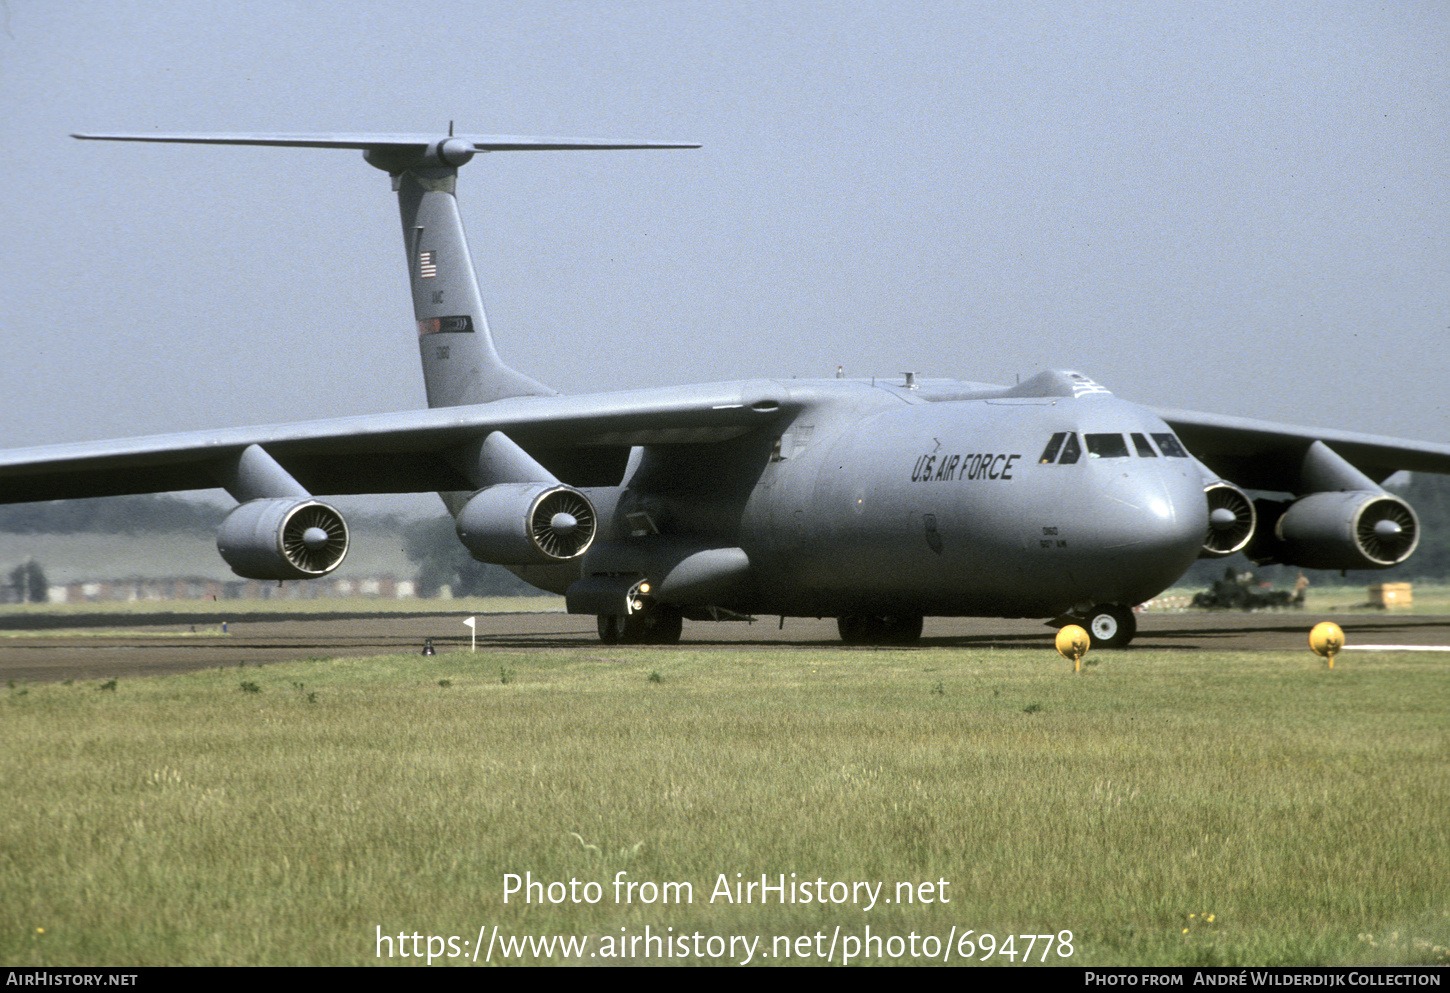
[[1085, 468, 1207, 602]]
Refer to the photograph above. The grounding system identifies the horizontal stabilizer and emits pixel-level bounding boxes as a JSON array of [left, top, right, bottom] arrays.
[[72, 132, 700, 152]]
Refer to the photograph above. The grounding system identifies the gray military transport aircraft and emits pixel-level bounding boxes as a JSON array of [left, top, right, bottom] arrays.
[[2, 131, 1448, 648]]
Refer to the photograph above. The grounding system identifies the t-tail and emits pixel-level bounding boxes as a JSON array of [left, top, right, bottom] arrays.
[[72, 130, 699, 408]]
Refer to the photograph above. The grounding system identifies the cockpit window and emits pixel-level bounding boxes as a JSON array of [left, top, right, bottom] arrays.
[[1131, 432, 1157, 457], [1039, 432, 1067, 464], [1058, 432, 1081, 464], [1085, 433, 1130, 459], [1151, 433, 1190, 457]]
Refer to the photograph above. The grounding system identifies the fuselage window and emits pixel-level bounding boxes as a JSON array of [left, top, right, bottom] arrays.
[[1058, 432, 1082, 464], [1085, 433, 1130, 459], [1131, 432, 1157, 457], [1039, 432, 1067, 464], [1151, 433, 1190, 457]]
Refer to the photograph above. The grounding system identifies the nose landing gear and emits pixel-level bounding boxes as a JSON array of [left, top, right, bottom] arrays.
[[1082, 604, 1136, 649]]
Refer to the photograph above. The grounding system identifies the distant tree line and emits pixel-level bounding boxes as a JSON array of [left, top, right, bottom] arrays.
[[400, 516, 536, 597], [1396, 472, 1450, 579], [0, 493, 534, 598], [5, 560, 48, 603], [0, 494, 225, 535]]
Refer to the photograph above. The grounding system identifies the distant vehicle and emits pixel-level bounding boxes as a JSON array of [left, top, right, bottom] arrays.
[[1, 131, 1447, 647], [1191, 569, 1301, 611]]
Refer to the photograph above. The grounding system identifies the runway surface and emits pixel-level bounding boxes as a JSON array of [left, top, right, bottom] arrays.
[[2, 609, 1448, 683]]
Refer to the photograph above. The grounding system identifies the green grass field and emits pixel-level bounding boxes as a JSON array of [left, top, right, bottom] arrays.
[[2, 640, 1447, 967]]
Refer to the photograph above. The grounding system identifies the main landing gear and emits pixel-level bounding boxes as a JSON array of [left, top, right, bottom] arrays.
[[596, 606, 683, 645], [836, 613, 924, 646]]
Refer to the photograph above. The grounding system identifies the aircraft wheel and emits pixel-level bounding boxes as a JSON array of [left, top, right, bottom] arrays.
[[839, 614, 922, 645], [619, 615, 651, 644], [597, 614, 626, 645], [1086, 604, 1136, 649], [644, 607, 683, 645], [598, 609, 681, 645], [837, 614, 869, 645], [881, 614, 924, 645]]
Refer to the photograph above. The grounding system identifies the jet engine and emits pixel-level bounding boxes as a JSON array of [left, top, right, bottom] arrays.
[[455, 483, 597, 564], [217, 498, 349, 580], [1251, 491, 1419, 570], [1200, 482, 1256, 558]]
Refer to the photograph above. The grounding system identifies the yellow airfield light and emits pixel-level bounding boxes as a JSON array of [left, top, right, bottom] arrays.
[[1056, 624, 1090, 673], [1309, 621, 1345, 668]]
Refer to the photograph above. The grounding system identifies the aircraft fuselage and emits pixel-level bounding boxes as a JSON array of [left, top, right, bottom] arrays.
[[575, 377, 1208, 623]]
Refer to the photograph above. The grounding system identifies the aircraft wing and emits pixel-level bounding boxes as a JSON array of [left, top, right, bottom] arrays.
[[0, 381, 791, 504], [1156, 406, 1450, 491]]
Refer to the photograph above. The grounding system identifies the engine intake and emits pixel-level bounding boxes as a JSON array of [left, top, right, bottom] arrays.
[[217, 498, 349, 580], [1200, 482, 1256, 558], [456, 483, 597, 564], [1253, 491, 1419, 570]]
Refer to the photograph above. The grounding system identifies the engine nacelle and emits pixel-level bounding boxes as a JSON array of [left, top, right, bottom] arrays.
[[455, 483, 597, 565], [1199, 482, 1256, 558], [1251, 491, 1419, 570], [217, 498, 349, 580]]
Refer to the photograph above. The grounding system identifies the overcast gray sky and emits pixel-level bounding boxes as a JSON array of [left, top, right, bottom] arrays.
[[2, 0, 1446, 469]]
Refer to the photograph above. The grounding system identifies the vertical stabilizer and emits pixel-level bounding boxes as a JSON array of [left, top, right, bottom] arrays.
[[394, 166, 553, 406]]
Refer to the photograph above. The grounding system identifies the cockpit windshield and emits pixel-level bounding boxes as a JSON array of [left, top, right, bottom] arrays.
[[1085, 433, 1130, 459], [1037, 431, 1190, 463]]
